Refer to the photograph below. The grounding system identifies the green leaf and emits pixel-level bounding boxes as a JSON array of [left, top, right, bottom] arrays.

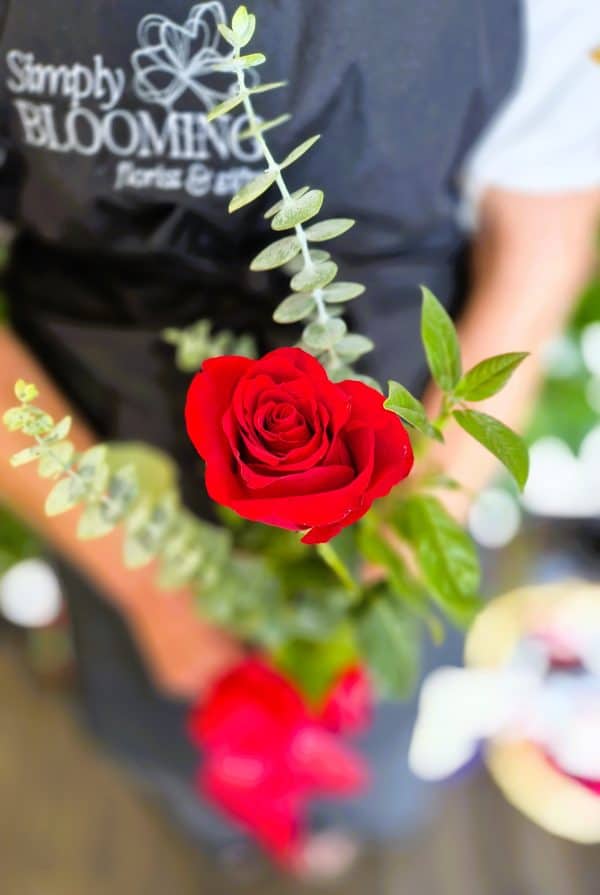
[[206, 93, 245, 122], [304, 218, 355, 242], [217, 23, 236, 46], [357, 591, 420, 698], [273, 293, 315, 323], [291, 260, 338, 292], [400, 495, 481, 625], [46, 416, 72, 443], [335, 334, 374, 362], [77, 445, 109, 497], [454, 352, 529, 401], [280, 135, 321, 170], [77, 503, 116, 540], [238, 113, 290, 140], [231, 6, 256, 46], [3, 406, 31, 432], [229, 169, 278, 212], [271, 189, 324, 231], [322, 282, 365, 304], [453, 409, 529, 490], [303, 318, 347, 350], [105, 464, 138, 519], [21, 409, 54, 437], [10, 445, 43, 467], [264, 186, 309, 219], [273, 626, 358, 704], [284, 249, 330, 275], [237, 52, 266, 67], [45, 475, 86, 516], [14, 380, 39, 403], [250, 235, 301, 271], [249, 80, 288, 96], [420, 286, 461, 392], [385, 381, 443, 442], [38, 441, 74, 478]]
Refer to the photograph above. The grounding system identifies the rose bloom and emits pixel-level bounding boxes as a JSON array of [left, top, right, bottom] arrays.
[[185, 347, 413, 543]]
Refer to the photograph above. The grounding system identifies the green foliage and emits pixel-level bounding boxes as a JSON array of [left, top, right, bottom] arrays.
[[273, 293, 315, 323], [396, 495, 481, 626], [455, 352, 529, 402], [385, 381, 443, 442], [356, 587, 420, 698], [251, 235, 301, 270], [453, 409, 529, 491], [274, 625, 358, 704], [420, 286, 462, 392], [163, 320, 257, 373]]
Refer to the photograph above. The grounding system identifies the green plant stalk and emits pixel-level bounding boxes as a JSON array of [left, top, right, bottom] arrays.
[[233, 49, 343, 363]]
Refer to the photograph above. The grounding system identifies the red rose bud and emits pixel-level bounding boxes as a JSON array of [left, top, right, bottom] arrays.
[[185, 347, 413, 543]]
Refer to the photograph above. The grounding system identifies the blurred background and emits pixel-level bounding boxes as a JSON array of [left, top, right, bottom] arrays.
[[0, 258, 599, 895]]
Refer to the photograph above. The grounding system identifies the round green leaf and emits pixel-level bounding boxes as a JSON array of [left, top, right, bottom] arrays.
[[303, 318, 347, 350], [304, 219, 355, 242], [265, 186, 309, 219], [250, 235, 301, 271], [273, 293, 315, 323], [229, 169, 278, 213], [335, 334, 374, 362], [271, 190, 324, 231], [322, 282, 365, 304], [291, 261, 338, 292]]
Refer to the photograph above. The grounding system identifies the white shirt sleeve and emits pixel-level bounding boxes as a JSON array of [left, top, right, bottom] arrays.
[[460, 0, 600, 229]]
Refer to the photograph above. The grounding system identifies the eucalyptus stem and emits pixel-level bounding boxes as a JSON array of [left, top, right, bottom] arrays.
[[233, 49, 342, 362]]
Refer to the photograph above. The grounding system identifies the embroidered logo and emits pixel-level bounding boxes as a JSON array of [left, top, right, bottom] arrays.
[[5, 2, 263, 198]]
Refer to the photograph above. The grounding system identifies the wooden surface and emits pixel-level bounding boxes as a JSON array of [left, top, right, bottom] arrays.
[[1, 637, 600, 895]]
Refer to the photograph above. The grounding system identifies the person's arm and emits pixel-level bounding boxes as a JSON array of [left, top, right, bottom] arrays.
[[0, 329, 240, 697], [425, 186, 600, 516]]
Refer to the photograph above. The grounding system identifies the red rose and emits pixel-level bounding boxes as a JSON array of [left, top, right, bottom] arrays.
[[185, 347, 413, 543], [188, 659, 371, 862]]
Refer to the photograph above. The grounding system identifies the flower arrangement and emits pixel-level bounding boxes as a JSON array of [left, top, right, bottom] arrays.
[[2, 5, 531, 862]]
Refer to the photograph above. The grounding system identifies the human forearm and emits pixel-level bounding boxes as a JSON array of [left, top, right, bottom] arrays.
[[426, 187, 600, 511]]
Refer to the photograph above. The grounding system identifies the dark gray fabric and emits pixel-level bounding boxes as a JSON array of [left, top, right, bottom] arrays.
[[0, 0, 521, 841]]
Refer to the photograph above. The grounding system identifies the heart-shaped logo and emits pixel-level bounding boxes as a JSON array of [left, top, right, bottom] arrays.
[[131, 2, 255, 110]]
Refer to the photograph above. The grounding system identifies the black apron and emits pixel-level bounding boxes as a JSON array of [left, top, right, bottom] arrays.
[[0, 0, 521, 841]]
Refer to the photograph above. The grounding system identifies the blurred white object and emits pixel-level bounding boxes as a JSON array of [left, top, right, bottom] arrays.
[[541, 335, 582, 380], [522, 436, 600, 517], [0, 558, 62, 627], [581, 323, 600, 378], [468, 488, 521, 549], [410, 635, 600, 783]]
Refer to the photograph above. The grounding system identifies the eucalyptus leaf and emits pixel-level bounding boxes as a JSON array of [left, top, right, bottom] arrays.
[[231, 5, 255, 46], [15, 380, 38, 403], [291, 260, 338, 292], [304, 218, 355, 242], [78, 445, 109, 496], [453, 409, 529, 490], [385, 381, 443, 441], [335, 334, 374, 362], [455, 352, 529, 401], [3, 406, 31, 432], [238, 113, 290, 140], [280, 135, 321, 170], [303, 318, 347, 350], [273, 293, 315, 323], [271, 189, 324, 231], [284, 249, 330, 275], [216, 23, 236, 46], [206, 93, 245, 122], [250, 235, 301, 271], [77, 503, 116, 539], [249, 80, 288, 96], [264, 186, 309, 219], [322, 282, 365, 304], [45, 475, 86, 516], [420, 286, 461, 392], [229, 169, 278, 212], [10, 445, 43, 467], [38, 441, 75, 478], [47, 415, 72, 443]]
